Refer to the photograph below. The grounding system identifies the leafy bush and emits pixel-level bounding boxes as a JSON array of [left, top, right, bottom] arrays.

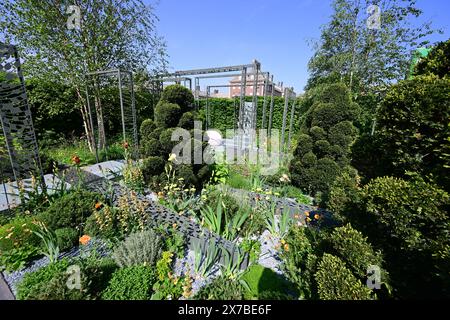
[[350, 176, 450, 298], [314, 253, 374, 300], [291, 83, 360, 197], [159, 128, 178, 156], [240, 264, 296, 300], [112, 229, 162, 268], [142, 156, 165, 182], [414, 39, 450, 79], [38, 190, 103, 230], [325, 224, 386, 281], [148, 127, 164, 140], [55, 227, 79, 251], [101, 265, 156, 300], [194, 275, 244, 300], [160, 84, 194, 113], [139, 119, 157, 140], [280, 226, 318, 299], [376, 76, 450, 191], [0, 216, 41, 271], [177, 111, 195, 129], [17, 254, 118, 300], [154, 102, 182, 129], [175, 164, 198, 187], [141, 138, 161, 157]]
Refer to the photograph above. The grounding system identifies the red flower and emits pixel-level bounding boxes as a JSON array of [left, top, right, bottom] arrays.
[[71, 155, 81, 165], [123, 141, 129, 149]]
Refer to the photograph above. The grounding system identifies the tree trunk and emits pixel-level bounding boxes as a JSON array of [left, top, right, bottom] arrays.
[[93, 79, 106, 150], [75, 87, 95, 154]]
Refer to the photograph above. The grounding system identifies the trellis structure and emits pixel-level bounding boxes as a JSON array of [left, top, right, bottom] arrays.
[[85, 69, 139, 162], [0, 42, 45, 212]]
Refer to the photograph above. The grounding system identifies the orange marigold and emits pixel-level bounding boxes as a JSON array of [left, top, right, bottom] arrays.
[[79, 235, 91, 245], [94, 202, 103, 210], [71, 155, 81, 165]]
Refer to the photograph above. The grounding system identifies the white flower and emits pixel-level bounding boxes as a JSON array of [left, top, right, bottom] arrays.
[[168, 153, 176, 162]]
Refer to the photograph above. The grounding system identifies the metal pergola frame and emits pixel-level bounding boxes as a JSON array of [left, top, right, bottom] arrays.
[[85, 69, 139, 162]]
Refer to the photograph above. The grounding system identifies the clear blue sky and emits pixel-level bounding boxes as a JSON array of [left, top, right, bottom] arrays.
[[153, 0, 449, 93]]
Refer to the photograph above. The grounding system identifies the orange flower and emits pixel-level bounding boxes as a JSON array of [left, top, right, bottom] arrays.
[[123, 141, 129, 149], [79, 235, 91, 245], [94, 202, 103, 210], [314, 214, 320, 220], [71, 155, 81, 165], [172, 223, 178, 229], [294, 214, 300, 219], [304, 211, 310, 217], [284, 243, 289, 251]]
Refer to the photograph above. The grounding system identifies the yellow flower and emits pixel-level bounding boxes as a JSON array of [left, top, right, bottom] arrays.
[[314, 214, 320, 220], [304, 211, 310, 217], [284, 244, 289, 251], [281, 239, 286, 244], [306, 217, 312, 222]]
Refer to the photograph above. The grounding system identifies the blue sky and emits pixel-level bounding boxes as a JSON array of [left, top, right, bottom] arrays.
[[153, 0, 449, 93]]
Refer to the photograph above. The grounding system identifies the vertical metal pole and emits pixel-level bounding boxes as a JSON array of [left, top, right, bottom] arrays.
[[239, 67, 247, 130], [129, 72, 139, 159], [206, 86, 210, 130], [262, 73, 269, 129], [287, 96, 297, 153], [281, 88, 289, 153], [252, 62, 259, 130], [118, 70, 127, 146], [268, 75, 275, 136]]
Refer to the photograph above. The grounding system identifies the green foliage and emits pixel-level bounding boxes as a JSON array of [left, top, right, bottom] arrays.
[[291, 83, 360, 197], [177, 111, 196, 129], [141, 138, 161, 157], [280, 226, 318, 299], [38, 190, 104, 230], [101, 265, 156, 300], [54, 227, 79, 252], [325, 224, 386, 282], [415, 39, 450, 79], [376, 76, 450, 191], [326, 171, 361, 221], [112, 229, 162, 268], [315, 254, 374, 300], [154, 102, 182, 129], [240, 264, 296, 300], [159, 128, 178, 156], [160, 84, 194, 113], [139, 119, 157, 141], [194, 275, 244, 300], [142, 156, 165, 182], [0, 216, 41, 271], [240, 238, 261, 265]]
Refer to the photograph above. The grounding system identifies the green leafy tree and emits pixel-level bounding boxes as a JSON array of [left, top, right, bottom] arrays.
[[0, 0, 167, 152], [308, 0, 436, 93]]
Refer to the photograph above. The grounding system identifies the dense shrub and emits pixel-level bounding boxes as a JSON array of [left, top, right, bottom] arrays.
[[101, 265, 156, 300], [349, 176, 450, 298], [280, 226, 318, 299], [160, 84, 194, 113], [291, 83, 360, 198], [112, 229, 162, 268], [17, 257, 117, 300], [154, 102, 182, 129], [375, 76, 450, 191], [38, 190, 103, 230], [142, 156, 165, 181], [324, 224, 386, 282], [315, 254, 374, 300], [139, 119, 157, 140], [159, 128, 178, 156], [148, 127, 164, 140], [177, 111, 195, 129], [174, 164, 198, 187], [194, 275, 244, 300], [414, 39, 450, 79], [55, 227, 79, 251], [0, 216, 41, 271], [141, 138, 161, 157]]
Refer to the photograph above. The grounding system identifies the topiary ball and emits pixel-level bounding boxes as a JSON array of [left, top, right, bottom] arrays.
[[154, 102, 182, 128], [141, 138, 161, 157], [160, 84, 194, 113], [142, 156, 165, 181], [140, 119, 157, 140], [177, 111, 195, 129]]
